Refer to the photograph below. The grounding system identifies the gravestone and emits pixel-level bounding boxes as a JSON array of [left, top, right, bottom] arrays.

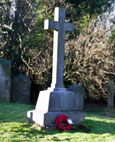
[[0, 58, 11, 102], [103, 80, 115, 118], [27, 7, 85, 127], [68, 84, 84, 110], [11, 74, 31, 104], [108, 80, 115, 108]]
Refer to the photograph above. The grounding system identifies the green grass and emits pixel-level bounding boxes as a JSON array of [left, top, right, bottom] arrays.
[[0, 102, 115, 142]]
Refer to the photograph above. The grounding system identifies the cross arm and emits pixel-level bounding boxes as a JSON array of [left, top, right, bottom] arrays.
[[44, 19, 59, 31], [65, 23, 75, 32]]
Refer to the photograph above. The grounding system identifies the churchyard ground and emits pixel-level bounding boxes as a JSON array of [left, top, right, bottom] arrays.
[[0, 102, 115, 142]]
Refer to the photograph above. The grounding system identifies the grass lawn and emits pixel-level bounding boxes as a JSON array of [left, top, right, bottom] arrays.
[[0, 102, 115, 142]]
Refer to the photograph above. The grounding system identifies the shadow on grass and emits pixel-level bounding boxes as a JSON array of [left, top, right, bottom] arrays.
[[0, 118, 115, 142], [0, 114, 115, 136], [82, 119, 115, 135], [7, 117, 115, 136], [0, 102, 115, 138]]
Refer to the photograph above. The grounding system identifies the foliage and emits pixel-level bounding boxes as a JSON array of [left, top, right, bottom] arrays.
[[0, 102, 115, 142], [0, 0, 115, 102], [64, 20, 115, 101], [66, 0, 113, 17], [109, 28, 115, 57], [0, 0, 35, 75]]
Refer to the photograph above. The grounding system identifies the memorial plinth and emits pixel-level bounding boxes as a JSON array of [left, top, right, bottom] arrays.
[[27, 7, 85, 127]]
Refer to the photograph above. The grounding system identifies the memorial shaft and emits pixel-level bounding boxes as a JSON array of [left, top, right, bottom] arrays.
[[44, 7, 74, 89]]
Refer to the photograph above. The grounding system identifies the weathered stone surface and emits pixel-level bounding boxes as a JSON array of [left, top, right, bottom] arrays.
[[68, 84, 84, 110], [27, 110, 85, 127], [44, 7, 74, 89], [35, 89, 77, 112], [27, 88, 85, 126], [0, 58, 11, 102], [11, 74, 31, 104], [108, 80, 115, 108]]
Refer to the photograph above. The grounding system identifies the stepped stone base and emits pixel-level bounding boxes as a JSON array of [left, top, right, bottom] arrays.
[[27, 110, 85, 127], [27, 88, 85, 127]]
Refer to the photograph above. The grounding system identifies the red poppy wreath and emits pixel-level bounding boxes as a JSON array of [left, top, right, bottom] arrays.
[[55, 115, 72, 131]]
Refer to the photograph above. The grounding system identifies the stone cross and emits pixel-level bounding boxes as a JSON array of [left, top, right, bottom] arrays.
[[44, 7, 74, 89], [27, 8, 85, 127]]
